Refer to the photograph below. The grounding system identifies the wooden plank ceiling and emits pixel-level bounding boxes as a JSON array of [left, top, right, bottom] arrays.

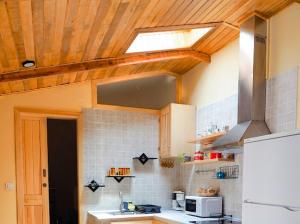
[[0, 0, 295, 95]]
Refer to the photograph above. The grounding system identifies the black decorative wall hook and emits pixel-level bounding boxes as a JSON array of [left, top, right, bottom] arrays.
[[133, 153, 157, 165], [84, 180, 105, 192]]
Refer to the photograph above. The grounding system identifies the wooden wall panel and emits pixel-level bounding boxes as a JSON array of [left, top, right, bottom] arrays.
[[23, 79, 38, 91], [0, 82, 11, 94], [19, 0, 35, 61], [0, 1, 19, 71], [0, 58, 199, 95], [5, 0, 27, 64], [9, 80, 24, 93], [194, 24, 240, 54], [0, 0, 294, 95], [82, 0, 122, 61]]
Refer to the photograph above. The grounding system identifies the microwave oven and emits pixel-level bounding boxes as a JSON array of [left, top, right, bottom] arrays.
[[185, 196, 222, 218]]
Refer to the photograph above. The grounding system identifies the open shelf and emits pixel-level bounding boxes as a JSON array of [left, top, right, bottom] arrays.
[[133, 157, 157, 160], [106, 175, 135, 183], [188, 131, 226, 145], [133, 153, 158, 165], [181, 158, 234, 166]]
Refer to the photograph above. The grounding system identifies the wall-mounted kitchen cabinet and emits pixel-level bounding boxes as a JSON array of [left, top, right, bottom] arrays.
[[159, 103, 196, 159]]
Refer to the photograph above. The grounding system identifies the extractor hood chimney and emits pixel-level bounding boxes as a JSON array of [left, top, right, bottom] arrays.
[[204, 16, 271, 153]]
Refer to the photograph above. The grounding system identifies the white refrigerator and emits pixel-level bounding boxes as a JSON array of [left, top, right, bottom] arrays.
[[242, 130, 300, 224]]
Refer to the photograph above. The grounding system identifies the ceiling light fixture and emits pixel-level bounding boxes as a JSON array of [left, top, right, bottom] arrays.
[[22, 60, 35, 68]]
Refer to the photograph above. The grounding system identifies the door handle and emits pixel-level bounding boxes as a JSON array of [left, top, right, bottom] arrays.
[[43, 169, 47, 177], [42, 183, 47, 188], [244, 199, 300, 212]]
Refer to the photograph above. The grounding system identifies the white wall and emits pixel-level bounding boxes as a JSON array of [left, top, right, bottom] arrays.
[[182, 39, 239, 108], [181, 38, 242, 218], [0, 82, 92, 224], [269, 3, 300, 77], [1, 3, 300, 223], [268, 2, 300, 128], [0, 80, 177, 224], [180, 3, 300, 220], [183, 2, 300, 115]]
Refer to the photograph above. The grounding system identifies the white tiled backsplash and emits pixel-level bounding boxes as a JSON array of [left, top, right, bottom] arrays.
[[180, 155, 243, 218], [180, 67, 298, 219], [196, 94, 238, 136], [82, 67, 298, 221], [82, 109, 179, 220], [180, 94, 242, 218], [266, 67, 298, 133]]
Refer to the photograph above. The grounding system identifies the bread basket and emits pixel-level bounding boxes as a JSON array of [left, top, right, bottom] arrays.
[[197, 187, 218, 197]]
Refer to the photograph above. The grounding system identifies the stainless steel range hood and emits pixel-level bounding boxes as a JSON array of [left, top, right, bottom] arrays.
[[204, 16, 271, 153]]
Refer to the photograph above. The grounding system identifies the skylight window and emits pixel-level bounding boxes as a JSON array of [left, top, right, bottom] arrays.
[[126, 27, 212, 53]]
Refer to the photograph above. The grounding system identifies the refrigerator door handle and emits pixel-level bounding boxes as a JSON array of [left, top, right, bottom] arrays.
[[244, 199, 300, 212]]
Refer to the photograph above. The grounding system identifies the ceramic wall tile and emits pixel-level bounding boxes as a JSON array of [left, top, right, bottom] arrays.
[[196, 94, 238, 136], [82, 108, 179, 222], [82, 67, 299, 222], [266, 67, 298, 133], [180, 94, 242, 218], [180, 67, 299, 219]]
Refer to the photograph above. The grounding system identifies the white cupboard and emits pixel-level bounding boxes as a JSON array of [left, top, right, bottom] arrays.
[[159, 103, 196, 159], [243, 131, 300, 224]]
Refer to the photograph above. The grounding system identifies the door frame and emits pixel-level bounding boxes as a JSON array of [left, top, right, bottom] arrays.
[[15, 108, 82, 224]]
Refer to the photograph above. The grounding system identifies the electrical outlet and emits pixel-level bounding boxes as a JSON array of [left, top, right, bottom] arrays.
[[5, 182, 14, 191]]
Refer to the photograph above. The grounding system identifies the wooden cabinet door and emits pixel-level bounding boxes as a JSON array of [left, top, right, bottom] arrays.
[[111, 220, 167, 224], [153, 221, 168, 224], [160, 103, 196, 158], [16, 116, 49, 224], [111, 221, 153, 224], [169, 103, 196, 157], [159, 106, 171, 158]]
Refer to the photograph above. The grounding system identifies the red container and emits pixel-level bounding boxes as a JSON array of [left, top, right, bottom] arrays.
[[194, 151, 204, 160], [210, 152, 222, 159]]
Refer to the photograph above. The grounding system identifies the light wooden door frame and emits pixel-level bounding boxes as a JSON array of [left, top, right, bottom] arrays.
[[15, 108, 82, 224]]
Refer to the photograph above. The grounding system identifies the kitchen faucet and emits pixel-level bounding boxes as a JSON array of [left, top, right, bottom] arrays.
[[119, 191, 125, 213]]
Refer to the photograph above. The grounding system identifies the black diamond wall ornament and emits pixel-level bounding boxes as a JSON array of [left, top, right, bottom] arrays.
[[133, 153, 158, 165], [106, 175, 135, 183], [85, 180, 105, 192], [138, 153, 149, 165], [114, 176, 125, 183]]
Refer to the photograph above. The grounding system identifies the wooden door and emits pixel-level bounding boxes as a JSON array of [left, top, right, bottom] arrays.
[[16, 115, 49, 224], [159, 105, 171, 158]]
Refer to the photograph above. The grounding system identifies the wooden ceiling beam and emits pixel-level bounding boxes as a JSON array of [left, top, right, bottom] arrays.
[[0, 50, 209, 83], [93, 70, 180, 86]]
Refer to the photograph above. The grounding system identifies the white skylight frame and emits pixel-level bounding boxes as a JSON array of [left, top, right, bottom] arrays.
[[126, 27, 212, 53]]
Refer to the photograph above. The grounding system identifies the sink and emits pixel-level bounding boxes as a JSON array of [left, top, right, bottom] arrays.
[[109, 211, 142, 216]]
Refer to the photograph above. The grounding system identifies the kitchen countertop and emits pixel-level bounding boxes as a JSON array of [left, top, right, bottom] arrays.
[[88, 210, 241, 224]]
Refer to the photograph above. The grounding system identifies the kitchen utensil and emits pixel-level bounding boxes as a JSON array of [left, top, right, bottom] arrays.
[[172, 191, 185, 211]]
